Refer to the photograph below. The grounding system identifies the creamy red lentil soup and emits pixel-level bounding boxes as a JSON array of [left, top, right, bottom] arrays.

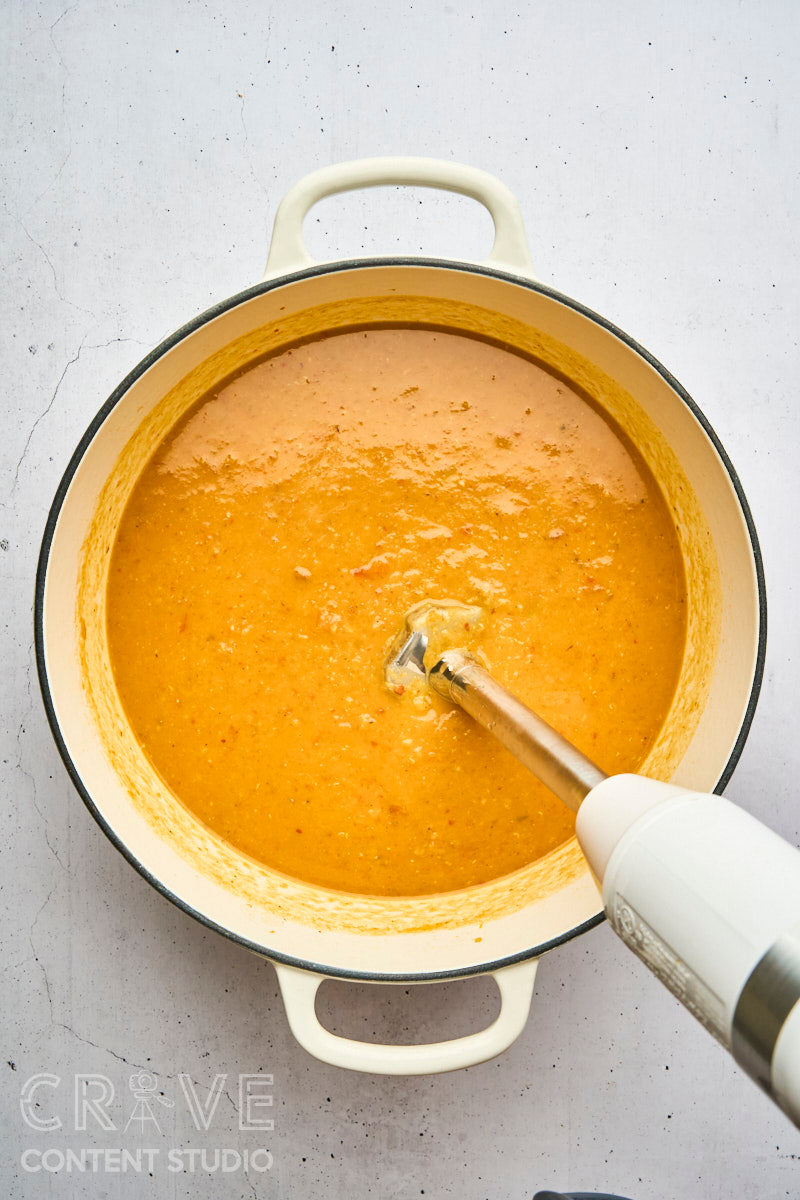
[[106, 326, 687, 896]]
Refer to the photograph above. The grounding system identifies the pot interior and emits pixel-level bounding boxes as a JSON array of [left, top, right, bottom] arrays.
[[40, 262, 761, 978]]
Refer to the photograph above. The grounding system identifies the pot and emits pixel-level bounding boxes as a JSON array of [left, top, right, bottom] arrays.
[[35, 158, 765, 1074]]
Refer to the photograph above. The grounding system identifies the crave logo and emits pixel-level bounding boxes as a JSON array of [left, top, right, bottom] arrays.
[[18, 1071, 274, 1175]]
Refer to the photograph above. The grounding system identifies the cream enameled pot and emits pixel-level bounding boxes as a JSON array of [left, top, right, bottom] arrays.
[[35, 159, 765, 1074]]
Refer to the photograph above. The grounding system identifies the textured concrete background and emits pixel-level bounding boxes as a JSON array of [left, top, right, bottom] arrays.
[[2, 2, 799, 1197]]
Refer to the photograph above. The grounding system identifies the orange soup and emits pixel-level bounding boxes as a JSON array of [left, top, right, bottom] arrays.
[[106, 326, 686, 896]]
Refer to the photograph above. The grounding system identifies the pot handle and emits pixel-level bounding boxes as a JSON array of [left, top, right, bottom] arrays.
[[263, 156, 535, 279], [272, 957, 538, 1074]]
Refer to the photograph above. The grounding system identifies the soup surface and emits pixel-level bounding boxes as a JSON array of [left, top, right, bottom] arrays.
[[107, 326, 686, 896]]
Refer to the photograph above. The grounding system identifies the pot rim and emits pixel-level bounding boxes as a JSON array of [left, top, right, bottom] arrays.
[[34, 255, 767, 982]]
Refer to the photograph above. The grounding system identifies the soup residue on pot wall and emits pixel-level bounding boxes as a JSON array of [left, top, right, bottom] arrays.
[[77, 293, 720, 936]]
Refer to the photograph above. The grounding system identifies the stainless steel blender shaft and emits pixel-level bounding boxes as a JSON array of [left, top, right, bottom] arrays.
[[428, 650, 607, 813]]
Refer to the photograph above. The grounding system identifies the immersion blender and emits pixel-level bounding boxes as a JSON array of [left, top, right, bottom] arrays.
[[388, 615, 800, 1126]]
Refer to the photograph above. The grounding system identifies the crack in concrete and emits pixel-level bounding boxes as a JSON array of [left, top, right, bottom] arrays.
[[10, 334, 151, 498], [16, 644, 69, 873], [21, 744, 69, 872], [27, 882, 58, 1019], [50, 4, 78, 42], [1, 955, 36, 977], [238, 91, 269, 202], [18, 217, 60, 295], [15, 215, 97, 319], [10, 334, 87, 496], [27, 884, 153, 1073], [26, 4, 80, 211], [30, 150, 73, 213], [55, 1024, 151, 1073]]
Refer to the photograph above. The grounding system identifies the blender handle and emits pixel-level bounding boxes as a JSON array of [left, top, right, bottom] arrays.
[[263, 156, 535, 278], [578, 775, 800, 1128]]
